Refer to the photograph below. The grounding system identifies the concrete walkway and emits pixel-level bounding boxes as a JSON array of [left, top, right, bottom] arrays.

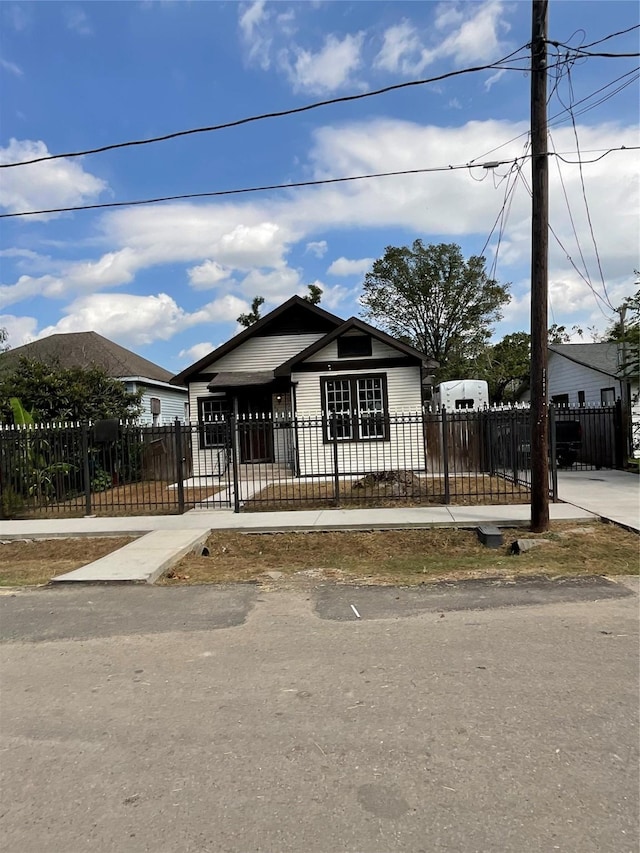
[[52, 529, 211, 584]]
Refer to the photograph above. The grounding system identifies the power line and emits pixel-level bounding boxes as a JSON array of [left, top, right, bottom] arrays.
[[548, 131, 592, 288], [567, 23, 640, 49], [0, 157, 530, 219], [1, 146, 635, 220], [468, 65, 639, 166], [565, 64, 615, 310], [0, 48, 533, 170], [516, 168, 613, 319], [553, 47, 640, 58]]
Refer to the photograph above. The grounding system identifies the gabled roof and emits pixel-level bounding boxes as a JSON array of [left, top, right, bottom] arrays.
[[274, 317, 439, 375], [171, 295, 344, 384], [0, 331, 176, 383], [549, 342, 621, 378]]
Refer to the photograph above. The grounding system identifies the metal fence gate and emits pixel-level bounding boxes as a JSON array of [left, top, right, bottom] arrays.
[[0, 403, 626, 518]]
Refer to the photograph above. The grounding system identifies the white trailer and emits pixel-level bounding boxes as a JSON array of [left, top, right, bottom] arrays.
[[432, 379, 489, 411]]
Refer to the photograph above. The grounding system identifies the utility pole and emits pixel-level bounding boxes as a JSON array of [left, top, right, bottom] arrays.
[[530, 0, 550, 532]]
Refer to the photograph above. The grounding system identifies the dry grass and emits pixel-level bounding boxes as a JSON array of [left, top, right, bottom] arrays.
[[18, 481, 225, 518], [161, 521, 639, 586], [0, 537, 136, 586], [242, 475, 531, 512]]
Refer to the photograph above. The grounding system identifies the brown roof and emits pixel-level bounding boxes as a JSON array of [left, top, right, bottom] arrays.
[[0, 331, 176, 383]]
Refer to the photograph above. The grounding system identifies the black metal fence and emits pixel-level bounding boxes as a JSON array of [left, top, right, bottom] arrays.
[[0, 402, 626, 518]]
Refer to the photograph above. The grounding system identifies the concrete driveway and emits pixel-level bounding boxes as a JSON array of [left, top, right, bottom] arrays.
[[557, 469, 639, 531]]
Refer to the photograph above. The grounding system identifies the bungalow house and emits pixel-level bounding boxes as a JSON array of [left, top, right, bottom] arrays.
[[172, 295, 437, 478], [0, 331, 188, 426]]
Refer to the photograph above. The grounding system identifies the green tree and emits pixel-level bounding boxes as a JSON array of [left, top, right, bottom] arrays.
[[303, 284, 323, 305], [606, 285, 639, 384], [0, 328, 8, 353], [360, 241, 510, 378], [473, 331, 531, 404], [0, 358, 142, 424], [237, 296, 265, 328], [547, 323, 584, 344]]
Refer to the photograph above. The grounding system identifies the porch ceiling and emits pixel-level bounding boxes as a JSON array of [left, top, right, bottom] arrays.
[[207, 370, 276, 389]]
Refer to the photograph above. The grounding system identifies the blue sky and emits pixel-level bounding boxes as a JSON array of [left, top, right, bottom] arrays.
[[1, 0, 638, 373]]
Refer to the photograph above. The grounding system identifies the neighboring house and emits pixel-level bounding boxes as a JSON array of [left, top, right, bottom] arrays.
[[0, 331, 187, 425], [172, 295, 437, 477], [518, 342, 639, 454]]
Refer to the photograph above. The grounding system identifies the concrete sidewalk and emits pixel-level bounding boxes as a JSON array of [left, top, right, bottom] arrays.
[[1, 502, 597, 585], [2, 502, 593, 539]]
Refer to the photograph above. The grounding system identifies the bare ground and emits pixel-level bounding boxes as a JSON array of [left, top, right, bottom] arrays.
[[241, 475, 531, 512], [0, 537, 136, 586], [16, 481, 225, 518], [161, 521, 639, 586]]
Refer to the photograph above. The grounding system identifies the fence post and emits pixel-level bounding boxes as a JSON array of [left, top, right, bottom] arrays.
[[331, 414, 340, 506], [441, 407, 450, 504], [174, 418, 185, 514], [548, 403, 558, 501], [230, 413, 241, 513], [82, 421, 92, 516], [614, 399, 625, 469]]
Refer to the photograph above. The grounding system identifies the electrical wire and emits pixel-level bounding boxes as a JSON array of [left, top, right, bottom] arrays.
[[1, 146, 635, 220], [0, 157, 530, 219], [563, 23, 640, 49], [468, 65, 639, 166], [548, 131, 592, 286], [565, 64, 615, 310], [516, 168, 613, 320], [0, 47, 534, 170]]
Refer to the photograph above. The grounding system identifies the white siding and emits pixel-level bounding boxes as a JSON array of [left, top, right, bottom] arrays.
[[548, 352, 623, 405], [304, 337, 399, 362], [124, 382, 187, 426], [210, 334, 324, 371], [291, 365, 424, 476], [186, 380, 230, 477]]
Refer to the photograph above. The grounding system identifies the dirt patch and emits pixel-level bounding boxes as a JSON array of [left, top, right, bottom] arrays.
[[0, 537, 136, 586], [160, 522, 639, 587], [242, 475, 531, 511], [16, 482, 225, 518]]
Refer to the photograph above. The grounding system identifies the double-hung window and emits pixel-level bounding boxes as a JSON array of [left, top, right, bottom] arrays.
[[322, 374, 388, 442], [198, 396, 229, 448]]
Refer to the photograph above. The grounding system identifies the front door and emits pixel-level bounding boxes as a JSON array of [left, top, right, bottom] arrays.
[[237, 391, 273, 463]]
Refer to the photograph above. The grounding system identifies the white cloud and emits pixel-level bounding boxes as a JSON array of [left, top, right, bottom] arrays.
[[484, 68, 507, 91], [64, 8, 93, 36], [188, 260, 231, 289], [4, 116, 636, 344], [374, 1, 511, 76], [239, 0, 272, 70], [0, 57, 23, 77], [374, 20, 432, 75], [279, 32, 364, 94], [0, 313, 37, 347], [179, 342, 217, 363], [5, 4, 31, 31], [305, 240, 328, 258], [327, 256, 374, 277], [316, 282, 350, 312], [37, 292, 250, 347], [0, 139, 107, 217]]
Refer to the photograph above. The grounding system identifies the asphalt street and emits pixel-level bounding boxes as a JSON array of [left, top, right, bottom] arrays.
[[1, 578, 638, 853]]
